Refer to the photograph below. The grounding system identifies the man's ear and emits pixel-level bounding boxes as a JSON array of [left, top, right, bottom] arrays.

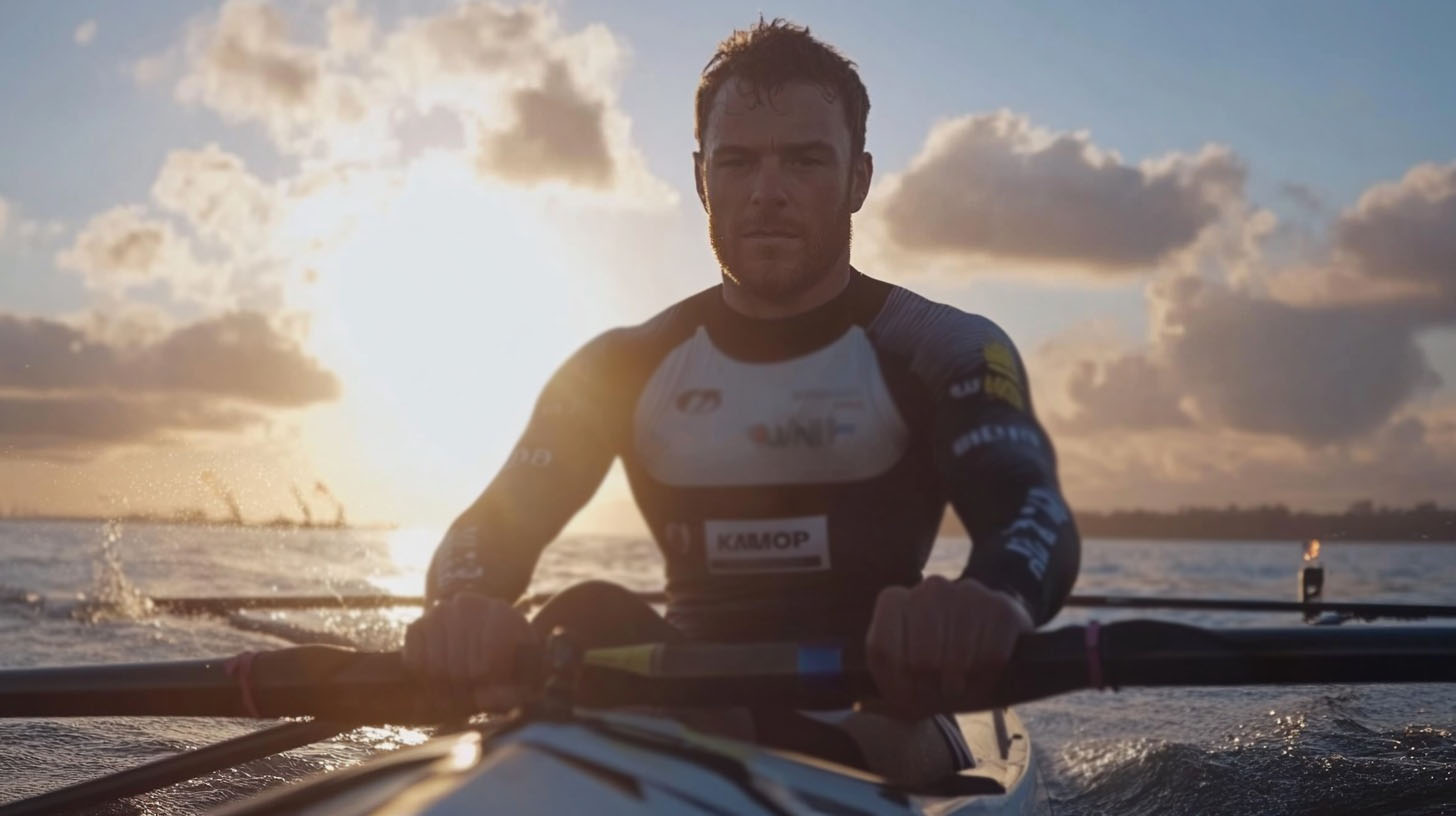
[[693, 151, 708, 212], [850, 151, 873, 214]]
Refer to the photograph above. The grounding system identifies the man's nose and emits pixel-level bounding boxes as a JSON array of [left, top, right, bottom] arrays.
[[749, 159, 789, 207]]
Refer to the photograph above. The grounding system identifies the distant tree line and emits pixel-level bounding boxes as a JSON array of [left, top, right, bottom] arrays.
[[936, 501, 1456, 542], [1072, 501, 1456, 542]]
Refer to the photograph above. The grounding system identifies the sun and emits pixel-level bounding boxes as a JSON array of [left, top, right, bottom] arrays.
[[288, 153, 612, 518]]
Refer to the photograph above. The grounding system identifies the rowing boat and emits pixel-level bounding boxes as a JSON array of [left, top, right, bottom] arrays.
[[213, 707, 1043, 815], [5, 548, 1456, 816], [5, 615, 1456, 815]]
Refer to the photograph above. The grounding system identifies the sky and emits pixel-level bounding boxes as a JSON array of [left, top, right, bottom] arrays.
[[1, 0, 1454, 530]]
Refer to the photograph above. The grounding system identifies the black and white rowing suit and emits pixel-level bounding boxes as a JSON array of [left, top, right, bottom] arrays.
[[426, 268, 1081, 770]]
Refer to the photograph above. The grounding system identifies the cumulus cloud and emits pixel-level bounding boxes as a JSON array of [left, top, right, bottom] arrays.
[[326, 0, 373, 55], [151, 144, 280, 253], [0, 311, 338, 406], [873, 111, 1244, 272], [164, 0, 671, 204], [74, 20, 98, 46], [56, 205, 214, 300], [1158, 277, 1438, 444], [0, 395, 256, 451], [0, 311, 338, 454], [176, 0, 378, 157], [1054, 275, 1439, 446], [1048, 157, 1456, 450], [1280, 182, 1327, 216], [478, 61, 612, 186], [1333, 161, 1456, 306], [1062, 353, 1192, 432], [1055, 404, 1456, 512]]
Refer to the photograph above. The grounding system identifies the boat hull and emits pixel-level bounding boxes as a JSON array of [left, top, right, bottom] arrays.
[[215, 709, 1045, 815]]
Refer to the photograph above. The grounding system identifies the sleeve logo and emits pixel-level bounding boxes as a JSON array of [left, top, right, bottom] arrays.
[[983, 341, 1025, 410]]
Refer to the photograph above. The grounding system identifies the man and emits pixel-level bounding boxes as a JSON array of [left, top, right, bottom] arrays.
[[404, 18, 1079, 783]]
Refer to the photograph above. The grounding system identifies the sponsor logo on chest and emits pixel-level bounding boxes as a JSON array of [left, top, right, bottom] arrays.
[[747, 416, 856, 448], [703, 516, 830, 574]]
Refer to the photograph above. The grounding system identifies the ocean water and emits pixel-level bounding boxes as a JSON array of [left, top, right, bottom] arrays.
[[1, 520, 1454, 815]]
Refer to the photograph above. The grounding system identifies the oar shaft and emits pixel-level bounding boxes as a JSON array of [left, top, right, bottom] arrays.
[[4, 623, 1454, 719], [137, 592, 1456, 621], [153, 594, 425, 614], [0, 647, 430, 721], [0, 721, 350, 816], [1065, 594, 1456, 619], [994, 622, 1456, 706]]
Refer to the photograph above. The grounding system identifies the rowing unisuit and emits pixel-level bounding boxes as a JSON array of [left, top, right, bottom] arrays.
[[427, 269, 1080, 639]]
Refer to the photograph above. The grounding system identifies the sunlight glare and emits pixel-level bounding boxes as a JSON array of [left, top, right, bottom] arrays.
[[296, 153, 609, 513]]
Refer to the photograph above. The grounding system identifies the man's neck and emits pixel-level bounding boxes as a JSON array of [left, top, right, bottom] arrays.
[[720, 252, 854, 320]]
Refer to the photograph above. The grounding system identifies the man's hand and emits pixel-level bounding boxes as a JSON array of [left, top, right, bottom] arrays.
[[864, 576, 1033, 717], [402, 592, 539, 714]]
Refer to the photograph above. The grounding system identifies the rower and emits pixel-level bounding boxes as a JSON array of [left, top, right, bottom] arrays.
[[403, 18, 1081, 786]]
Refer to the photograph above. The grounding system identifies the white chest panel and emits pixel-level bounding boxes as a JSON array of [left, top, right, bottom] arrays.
[[634, 326, 909, 487]]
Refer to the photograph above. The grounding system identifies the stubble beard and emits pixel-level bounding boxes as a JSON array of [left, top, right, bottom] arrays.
[[710, 195, 854, 303]]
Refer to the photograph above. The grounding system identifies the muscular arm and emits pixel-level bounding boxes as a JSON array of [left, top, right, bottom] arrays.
[[426, 335, 620, 604], [932, 334, 1080, 625]]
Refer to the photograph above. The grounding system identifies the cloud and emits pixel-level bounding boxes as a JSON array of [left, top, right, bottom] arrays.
[[175, 0, 376, 157], [1333, 161, 1456, 307], [1046, 157, 1456, 450], [56, 205, 214, 300], [1061, 353, 1192, 432], [142, 311, 339, 405], [1053, 275, 1439, 446], [0, 394, 256, 451], [74, 20, 98, 46], [1054, 404, 1456, 512], [0, 311, 338, 406], [478, 61, 612, 187], [132, 54, 172, 86], [326, 0, 373, 55], [1156, 277, 1439, 444], [873, 111, 1244, 272], [0, 310, 338, 456], [1280, 182, 1327, 216], [165, 0, 672, 204], [0, 196, 8, 239], [151, 144, 280, 253]]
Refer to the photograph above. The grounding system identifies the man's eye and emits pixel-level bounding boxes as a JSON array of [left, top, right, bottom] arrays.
[[790, 154, 825, 166], [717, 156, 749, 168]]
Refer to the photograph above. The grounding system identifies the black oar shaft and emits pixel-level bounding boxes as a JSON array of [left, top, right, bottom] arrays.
[[153, 594, 425, 615], [3, 623, 1455, 719], [135, 592, 1456, 622], [1065, 594, 1456, 619], [993, 622, 1456, 706], [0, 647, 434, 721], [0, 720, 350, 816]]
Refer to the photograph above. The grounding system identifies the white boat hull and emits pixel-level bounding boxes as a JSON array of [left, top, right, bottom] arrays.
[[216, 709, 1046, 815]]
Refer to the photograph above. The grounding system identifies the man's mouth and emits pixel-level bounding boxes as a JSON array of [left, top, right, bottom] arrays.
[[743, 230, 799, 238]]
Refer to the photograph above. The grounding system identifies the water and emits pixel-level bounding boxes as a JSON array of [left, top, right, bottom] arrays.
[[2, 520, 1455, 815]]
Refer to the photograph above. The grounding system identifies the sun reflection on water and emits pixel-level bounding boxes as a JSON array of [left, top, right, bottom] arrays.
[[379, 526, 442, 594]]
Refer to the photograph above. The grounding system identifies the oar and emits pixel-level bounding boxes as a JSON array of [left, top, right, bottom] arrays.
[[120, 592, 1456, 622], [4, 621, 1455, 720], [0, 720, 353, 816]]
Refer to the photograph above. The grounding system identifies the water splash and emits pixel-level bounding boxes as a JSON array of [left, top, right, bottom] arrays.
[[78, 520, 155, 622]]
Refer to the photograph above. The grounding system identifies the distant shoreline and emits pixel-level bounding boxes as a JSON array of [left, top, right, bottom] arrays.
[[4, 505, 1454, 543], [954, 503, 1456, 544], [0, 515, 396, 532]]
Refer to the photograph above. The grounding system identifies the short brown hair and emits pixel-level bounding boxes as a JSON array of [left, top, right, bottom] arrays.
[[695, 18, 870, 157]]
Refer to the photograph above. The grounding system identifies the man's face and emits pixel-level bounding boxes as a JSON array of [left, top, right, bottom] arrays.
[[696, 79, 871, 301]]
